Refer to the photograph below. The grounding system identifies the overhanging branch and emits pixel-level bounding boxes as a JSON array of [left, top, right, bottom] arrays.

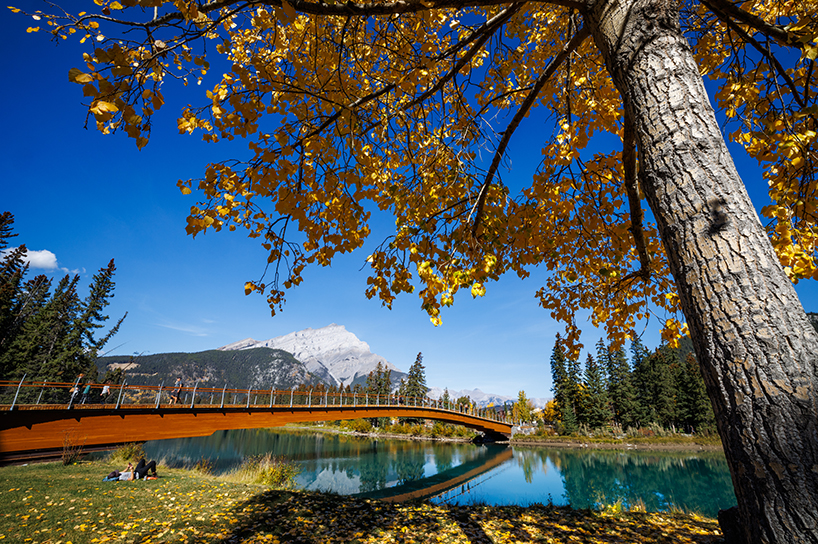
[[73, 0, 583, 29], [623, 108, 651, 282], [470, 25, 591, 238]]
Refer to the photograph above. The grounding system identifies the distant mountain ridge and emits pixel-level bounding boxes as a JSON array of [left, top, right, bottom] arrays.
[[97, 347, 322, 390], [98, 324, 525, 405], [218, 324, 407, 388]]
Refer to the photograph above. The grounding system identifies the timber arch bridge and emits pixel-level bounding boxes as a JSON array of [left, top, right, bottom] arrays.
[[0, 380, 513, 463]]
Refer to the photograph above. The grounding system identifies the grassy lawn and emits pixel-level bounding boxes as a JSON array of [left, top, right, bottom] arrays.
[[0, 460, 723, 543]]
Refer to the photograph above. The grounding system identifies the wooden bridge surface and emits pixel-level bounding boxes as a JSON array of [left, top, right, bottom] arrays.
[[0, 404, 512, 461]]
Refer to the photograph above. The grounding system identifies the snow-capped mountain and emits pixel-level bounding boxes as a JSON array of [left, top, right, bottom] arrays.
[[427, 387, 550, 410], [219, 324, 404, 388]]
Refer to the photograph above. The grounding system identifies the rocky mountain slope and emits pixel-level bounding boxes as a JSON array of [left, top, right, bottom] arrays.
[[96, 348, 322, 390], [218, 324, 407, 388]]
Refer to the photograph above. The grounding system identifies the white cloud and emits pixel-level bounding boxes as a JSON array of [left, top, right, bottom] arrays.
[[23, 249, 59, 270], [1, 247, 82, 275]]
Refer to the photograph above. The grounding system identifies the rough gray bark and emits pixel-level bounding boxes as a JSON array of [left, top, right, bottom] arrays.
[[584, 0, 818, 542]]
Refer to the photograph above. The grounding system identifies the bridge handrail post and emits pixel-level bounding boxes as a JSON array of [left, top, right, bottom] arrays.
[[37, 383, 45, 405], [324, 390, 328, 406], [308, 389, 312, 407], [9, 373, 26, 410], [290, 388, 294, 407], [115, 381, 126, 409], [156, 381, 165, 408], [354, 393, 356, 407], [155, 381, 164, 409], [220, 384, 227, 409], [269, 387, 274, 408], [365, 393, 368, 406], [190, 380, 199, 409], [247, 388, 252, 408]]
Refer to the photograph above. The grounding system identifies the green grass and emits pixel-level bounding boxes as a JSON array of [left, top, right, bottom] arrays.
[[0, 460, 281, 543]]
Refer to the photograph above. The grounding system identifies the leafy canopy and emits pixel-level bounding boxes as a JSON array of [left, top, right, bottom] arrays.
[[12, 0, 818, 353]]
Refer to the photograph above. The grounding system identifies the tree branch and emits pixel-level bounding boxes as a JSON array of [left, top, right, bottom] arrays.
[[623, 107, 651, 281], [74, 0, 583, 29], [470, 25, 591, 238], [699, 0, 800, 48], [702, 0, 806, 110]]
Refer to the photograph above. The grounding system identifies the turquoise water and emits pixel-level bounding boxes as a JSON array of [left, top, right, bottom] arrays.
[[141, 428, 736, 517]]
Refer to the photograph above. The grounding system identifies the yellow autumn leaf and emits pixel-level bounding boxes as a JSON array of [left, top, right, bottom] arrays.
[[279, 0, 296, 23], [68, 67, 93, 83], [91, 100, 118, 113]]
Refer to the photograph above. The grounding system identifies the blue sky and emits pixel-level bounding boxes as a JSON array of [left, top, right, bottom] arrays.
[[1, 7, 815, 401]]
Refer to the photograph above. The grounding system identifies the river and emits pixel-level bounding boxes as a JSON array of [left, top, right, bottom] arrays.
[[139, 427, 736, 517]]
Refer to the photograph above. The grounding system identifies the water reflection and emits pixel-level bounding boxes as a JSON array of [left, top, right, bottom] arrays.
[[499, 447, 736, 516], [140, 429, 735, 517]]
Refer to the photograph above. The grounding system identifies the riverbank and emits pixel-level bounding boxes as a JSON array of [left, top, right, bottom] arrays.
[[285, 423, 724, 452], [0, 460, 723, 543], [509, 436, 723, 452]]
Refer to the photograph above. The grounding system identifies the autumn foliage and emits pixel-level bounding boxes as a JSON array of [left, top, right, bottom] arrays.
[[11, 0, 816, 356]]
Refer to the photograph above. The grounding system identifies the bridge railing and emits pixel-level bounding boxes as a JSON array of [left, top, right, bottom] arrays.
[[0, 379, 510, 424]]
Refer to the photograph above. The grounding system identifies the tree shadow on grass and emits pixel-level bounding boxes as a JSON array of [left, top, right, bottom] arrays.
[[181, 490, 723, 544]]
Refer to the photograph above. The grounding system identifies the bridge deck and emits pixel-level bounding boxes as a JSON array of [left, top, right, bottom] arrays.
[[0, 403, 512, 461]]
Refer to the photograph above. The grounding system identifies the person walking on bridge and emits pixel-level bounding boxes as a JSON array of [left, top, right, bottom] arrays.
[[169, 377, 183, 405]]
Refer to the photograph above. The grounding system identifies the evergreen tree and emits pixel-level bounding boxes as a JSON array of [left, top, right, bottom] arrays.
[[633, 347, 677, 428], [364, 361, 391, 426], [440, 387, 451, 409], [0, 215, 126, 385], [0, 212, 29, 356], [561, 397, 578, 435], [582, 353, 612, 429], [549, 335, 569, 423], [675, 353, 716, 434], [404, 352, 428, 400], [365, 361, 391, 398], [566, 353, 584, 427], [629, 337, 652, 426], [606, 346, 640, 430]]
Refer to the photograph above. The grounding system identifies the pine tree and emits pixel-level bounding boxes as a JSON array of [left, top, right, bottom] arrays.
[[440, 387, 451, 409], [675, 353, 716, 434], [0, 212, 29, 355], [561, 398, 578, 435], [606, 346, 640, 430], [629, 338, 652, 426], [633, 347, 677, 428], [404, 352, 428, 400], [549, 336, 569, 422], [566, 353, 584, 427], [583, 353, 612, 429], [364, 361, 391, 425]]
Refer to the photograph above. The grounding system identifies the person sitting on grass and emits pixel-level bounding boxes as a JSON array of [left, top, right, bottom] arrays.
[[117, 459, 158, 480]]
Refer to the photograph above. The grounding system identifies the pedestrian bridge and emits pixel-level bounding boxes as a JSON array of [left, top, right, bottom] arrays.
[[0, 380, 512, 462]]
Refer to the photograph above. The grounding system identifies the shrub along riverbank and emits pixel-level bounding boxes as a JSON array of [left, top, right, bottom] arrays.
[[0, 457, 724, 543], [292, 420, 723, 451]]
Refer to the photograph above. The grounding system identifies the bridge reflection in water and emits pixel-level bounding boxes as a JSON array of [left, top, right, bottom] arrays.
[[353, 445, 513, 502], [0, 381, 512, 462]]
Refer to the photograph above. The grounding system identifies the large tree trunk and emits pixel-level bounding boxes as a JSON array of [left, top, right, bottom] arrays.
[[584, 0, 818, 542]]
